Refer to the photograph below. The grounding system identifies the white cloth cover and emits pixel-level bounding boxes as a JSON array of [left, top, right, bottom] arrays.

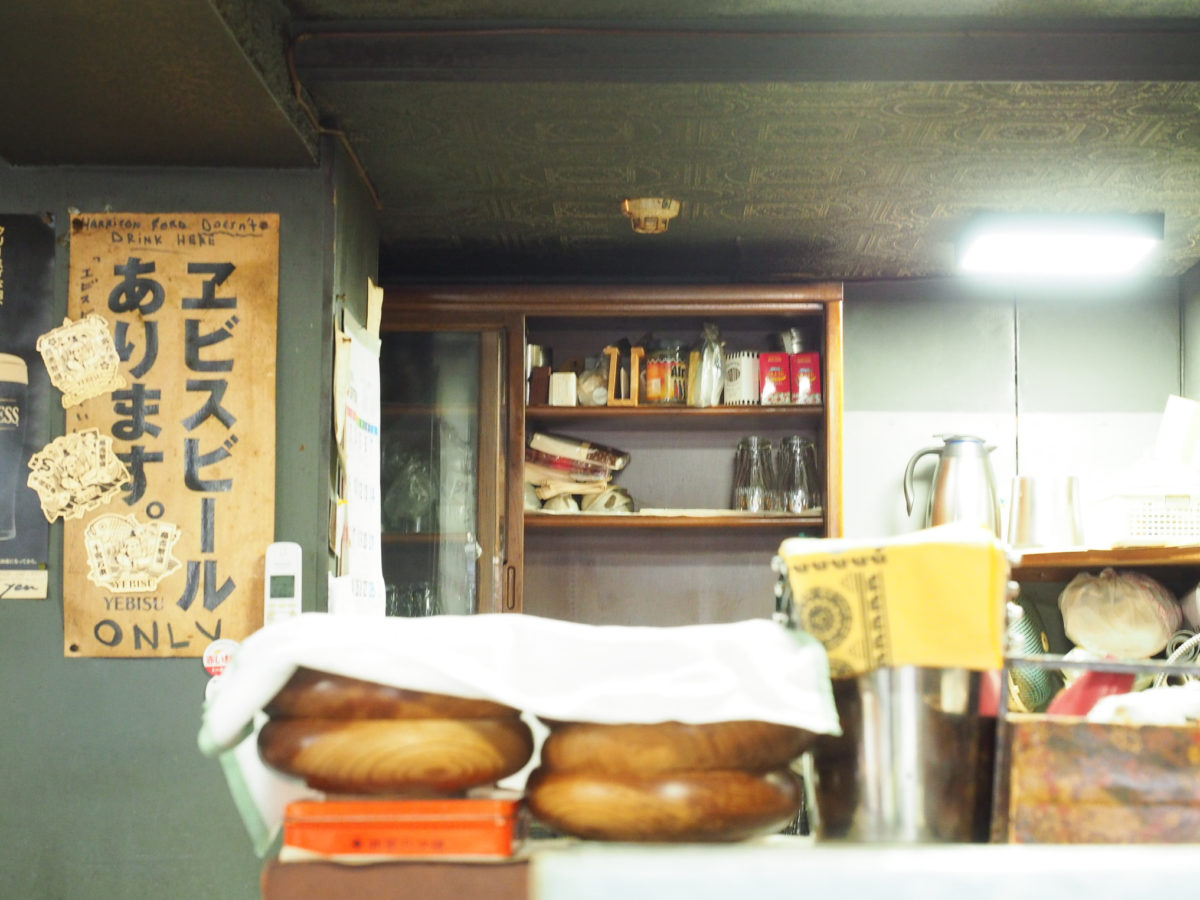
[[196, 612, 840, 854]]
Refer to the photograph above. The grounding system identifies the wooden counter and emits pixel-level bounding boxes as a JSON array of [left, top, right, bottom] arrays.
[[261, 857, 528, 900]]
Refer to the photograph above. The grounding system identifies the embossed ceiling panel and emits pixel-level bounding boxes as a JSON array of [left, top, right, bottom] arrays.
[[9, 2, 1200, 283], [306, 78, 1200, 280]]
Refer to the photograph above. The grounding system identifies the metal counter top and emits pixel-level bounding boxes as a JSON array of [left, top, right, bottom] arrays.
[[530, 838, 1196, 900]]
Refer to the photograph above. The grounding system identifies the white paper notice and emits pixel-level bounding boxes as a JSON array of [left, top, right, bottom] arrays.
[[335, 320, 385, 616], [0, 570, 48, 600]]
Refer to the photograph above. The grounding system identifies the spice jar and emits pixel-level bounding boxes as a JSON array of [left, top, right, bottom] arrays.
[[644, 345, 687, 405]]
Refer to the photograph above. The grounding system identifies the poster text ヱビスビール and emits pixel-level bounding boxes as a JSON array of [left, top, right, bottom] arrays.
[[64, 213, 279, 658]]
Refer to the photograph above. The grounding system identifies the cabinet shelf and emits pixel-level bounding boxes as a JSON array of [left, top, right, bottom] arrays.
[[1011, 544, 1200, 581], [525, 404, 824, 425], [1005, 652, 1200, 678], [525, 510, 824, 530], [382, 531, 475, 544], [383, 402, 477, 417]]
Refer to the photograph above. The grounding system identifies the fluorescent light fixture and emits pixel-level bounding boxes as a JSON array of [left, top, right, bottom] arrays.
[[958, 212, 1163, 276]]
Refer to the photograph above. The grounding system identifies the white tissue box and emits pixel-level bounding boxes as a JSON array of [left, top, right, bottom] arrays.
[[549, 372, 578, 407]]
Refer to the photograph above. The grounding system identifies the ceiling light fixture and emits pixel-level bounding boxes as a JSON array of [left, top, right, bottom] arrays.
[[957, 212, 1164, 277], [621, 197, 681, 235]]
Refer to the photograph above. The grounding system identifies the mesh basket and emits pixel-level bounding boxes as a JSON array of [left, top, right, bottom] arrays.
[[1095, 492, 1200, 544]]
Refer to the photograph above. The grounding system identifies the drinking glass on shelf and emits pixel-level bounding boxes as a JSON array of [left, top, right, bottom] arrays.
[[386, 581, 441, 617], [778, 436, 821, 513], [732, 435, 777, 511], [382, 456, 437, 533]]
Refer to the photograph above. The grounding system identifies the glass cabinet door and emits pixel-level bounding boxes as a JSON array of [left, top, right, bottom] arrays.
[[379, 328, 509, 615]]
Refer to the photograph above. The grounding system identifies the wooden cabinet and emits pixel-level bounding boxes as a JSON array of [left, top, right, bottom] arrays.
[[381, 284, 843, 623], [998, 546, 1200, 843], [377, 310, 524, 614], [1006, 545, 1200, 694], [1012, 545, 1200, 586], [1008, 544, 1200, 670]]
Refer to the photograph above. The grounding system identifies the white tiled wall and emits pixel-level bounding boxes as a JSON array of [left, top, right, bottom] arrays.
[[844, 411, 1016, 538], [843, 278, 1180, 541]]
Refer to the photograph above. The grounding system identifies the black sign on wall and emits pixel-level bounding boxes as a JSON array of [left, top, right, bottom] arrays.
[[0, 213, 56, 599]]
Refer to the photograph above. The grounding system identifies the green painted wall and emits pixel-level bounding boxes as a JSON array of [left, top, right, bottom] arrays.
[[0, 144, 376, 899], [1183, 265, 1200, 401]]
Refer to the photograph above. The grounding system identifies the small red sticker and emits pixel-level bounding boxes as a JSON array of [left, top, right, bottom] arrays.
[[202, 638, 239, 677]]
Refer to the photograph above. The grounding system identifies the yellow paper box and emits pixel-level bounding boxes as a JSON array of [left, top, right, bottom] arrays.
[[778, 524, 1009, 677]]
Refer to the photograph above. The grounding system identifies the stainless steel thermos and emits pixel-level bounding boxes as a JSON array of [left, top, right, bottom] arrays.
[[902, 434, 1000, 536]]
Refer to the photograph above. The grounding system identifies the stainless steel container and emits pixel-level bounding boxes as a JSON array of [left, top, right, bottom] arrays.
[[1007, 474, 1084, 548], [811, 666, 995, 843]]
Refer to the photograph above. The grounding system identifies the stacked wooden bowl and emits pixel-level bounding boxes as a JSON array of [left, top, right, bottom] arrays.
[[257, 668, 534, 795], [526, 720, 815, 842]]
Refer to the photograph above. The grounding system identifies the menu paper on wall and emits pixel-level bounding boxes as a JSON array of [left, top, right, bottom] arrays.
[[0, 214, 55, 600], [328, 316, 385, 616], [64, 213, 279, 657]]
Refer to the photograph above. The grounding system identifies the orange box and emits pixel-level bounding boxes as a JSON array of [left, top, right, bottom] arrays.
[[759, 351, 791, 404], [283, 796, 524, 859]]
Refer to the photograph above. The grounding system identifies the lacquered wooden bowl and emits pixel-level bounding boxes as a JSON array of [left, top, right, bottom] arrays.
[[264, 667, 520, 720], [527, 767, 802, 842], [527, 719, 810, 841], [257, 669, 532, 794], [539, 720, 814, 776], [258, 716, 534, 794]]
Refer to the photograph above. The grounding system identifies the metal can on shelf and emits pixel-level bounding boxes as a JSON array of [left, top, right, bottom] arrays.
[[723, 351, 760, 405]]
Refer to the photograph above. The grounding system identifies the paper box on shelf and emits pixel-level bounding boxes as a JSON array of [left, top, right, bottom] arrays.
[[759, 352, 791, 405], [1001, 715, 1200, 843], [790, 352, 821, 405]]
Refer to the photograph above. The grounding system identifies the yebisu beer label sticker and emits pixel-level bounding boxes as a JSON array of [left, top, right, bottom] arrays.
[[36, 314, 127, 408], [26, 429, 131, 522], [83, 512, 182, 592]]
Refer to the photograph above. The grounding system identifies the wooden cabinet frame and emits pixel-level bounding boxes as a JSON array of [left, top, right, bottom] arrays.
[[382, 283, 844, 614]]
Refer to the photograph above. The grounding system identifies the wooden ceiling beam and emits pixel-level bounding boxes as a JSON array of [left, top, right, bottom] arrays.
[[292, 21, 1200, 84]]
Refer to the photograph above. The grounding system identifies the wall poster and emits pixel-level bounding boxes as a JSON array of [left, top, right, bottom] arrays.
[[62, 213, 278, 657], [0, 214, 55, 600]]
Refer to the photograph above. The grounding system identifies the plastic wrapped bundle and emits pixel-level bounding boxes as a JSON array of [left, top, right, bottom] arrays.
[[1059, 568, 1182, 659]]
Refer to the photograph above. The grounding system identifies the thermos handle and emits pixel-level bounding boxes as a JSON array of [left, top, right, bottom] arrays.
[[903, 446, 941, 515]]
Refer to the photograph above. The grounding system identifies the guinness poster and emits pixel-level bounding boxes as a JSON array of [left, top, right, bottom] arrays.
[[0, 214, 55, 601]]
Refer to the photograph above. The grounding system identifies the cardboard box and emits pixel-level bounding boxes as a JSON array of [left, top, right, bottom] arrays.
[[759, 351, 791, 404], [1002, 715, 1200, 843], [790, 352, 821, 405]]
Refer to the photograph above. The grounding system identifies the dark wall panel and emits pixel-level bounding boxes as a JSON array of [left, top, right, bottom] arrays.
[[0, 159, 332, 899]]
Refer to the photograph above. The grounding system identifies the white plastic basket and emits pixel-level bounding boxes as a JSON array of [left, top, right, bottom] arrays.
[[1094, 491, 1200, 545]]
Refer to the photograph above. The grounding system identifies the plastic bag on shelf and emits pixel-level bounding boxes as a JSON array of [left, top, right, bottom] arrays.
[[1059, 567, 1182, 659], [687, 322, 724, 408]]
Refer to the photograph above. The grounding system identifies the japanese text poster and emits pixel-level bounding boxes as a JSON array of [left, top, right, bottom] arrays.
[[0, 214, 55, 600], [62, 213, 278, 657]]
